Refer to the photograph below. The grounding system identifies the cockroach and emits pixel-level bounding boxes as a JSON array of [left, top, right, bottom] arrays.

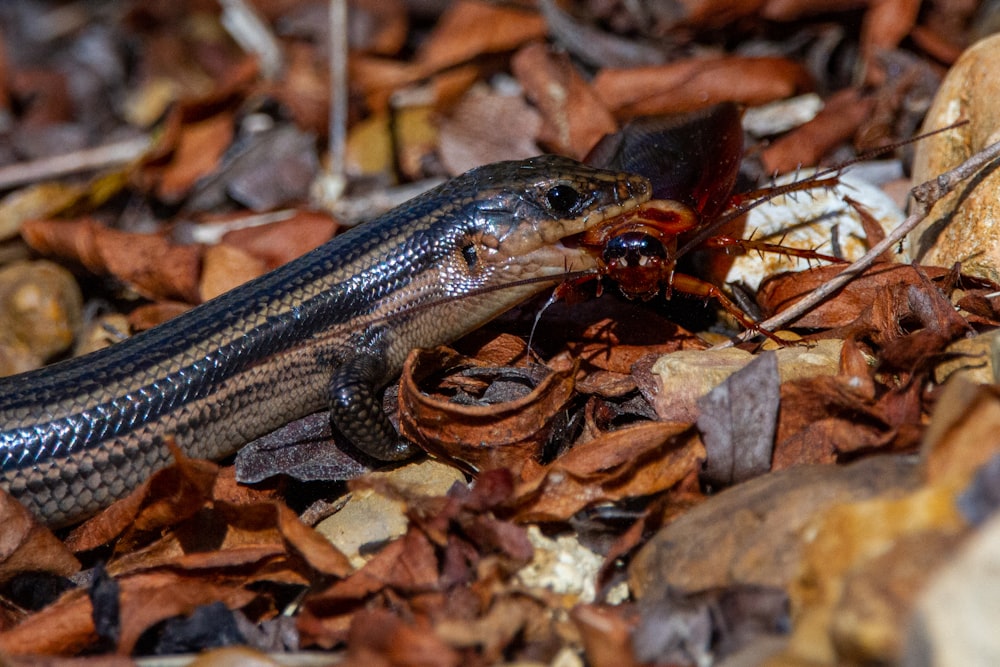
[[580, 102, 850, 335]]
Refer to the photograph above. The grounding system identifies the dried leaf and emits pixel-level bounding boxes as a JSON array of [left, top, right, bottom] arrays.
[[698, 351, 780, 487], [437, 84, 541, 175], [758, 263, 991, 331], [511, 43, 617, 159], [65, 448, 219, 553], [415, 0, 546, 73], [760, 89, 874, 173], [156, 112, 235, 203], [346, 608, 461, 667], [510, 421, 703, 522], [200, 243, 266, 301], [773, 375, 889, 469], [0, 492, 80, 584], [22, 218, 203, 303], [593, 56, 812, 118], [398, 347, 577, 472], [572, 604, 641, 667]]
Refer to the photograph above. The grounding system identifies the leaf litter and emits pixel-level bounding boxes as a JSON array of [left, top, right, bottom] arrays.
[[0, 0, 998, 664]]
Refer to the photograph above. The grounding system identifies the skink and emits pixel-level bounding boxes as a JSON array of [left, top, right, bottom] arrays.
[[0, 156, 650, 526]]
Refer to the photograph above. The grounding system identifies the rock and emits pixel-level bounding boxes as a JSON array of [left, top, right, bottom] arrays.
[[904, 511, 1000, 667], [910, 33, 1000, 283], [644, 341, 841, 422], [314, 459, 466, 568], [0, 260, 82, 375], [933, 330, 1000, 385], [830, 530, 961, 663], [628, 455, 920, 597]]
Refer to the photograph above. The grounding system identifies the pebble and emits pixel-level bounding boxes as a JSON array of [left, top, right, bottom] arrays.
[[314, 459, 466, 568], [904, 511, 1000, 667], [910, 33, 1000, 284], [0, 260, 81, 375]]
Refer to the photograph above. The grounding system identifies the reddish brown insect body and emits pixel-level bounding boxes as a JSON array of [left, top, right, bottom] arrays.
[[582, 103, 842, 333]]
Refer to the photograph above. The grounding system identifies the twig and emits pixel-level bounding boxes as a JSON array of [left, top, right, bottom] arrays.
[[717, 135, 1000, 348], [0, 136, 150, 191], [328, 0, 348, 193], [219, 0, 284, 79], [311, 0, 349, 209]]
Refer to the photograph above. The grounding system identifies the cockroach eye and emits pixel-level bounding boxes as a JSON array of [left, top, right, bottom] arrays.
[[545, 184, 581, 215]]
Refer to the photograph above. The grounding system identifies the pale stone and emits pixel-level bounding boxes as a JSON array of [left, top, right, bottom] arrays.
[[910, 33, 1000, 283]]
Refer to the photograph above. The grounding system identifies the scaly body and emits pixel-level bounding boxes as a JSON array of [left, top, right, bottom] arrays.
[[0, 156, 649, 526]]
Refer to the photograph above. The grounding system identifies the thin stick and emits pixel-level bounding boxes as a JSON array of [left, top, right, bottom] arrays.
[[0, 137, 150, 190], [717, 135, 1000, 347], [327, 0, 348, 195]]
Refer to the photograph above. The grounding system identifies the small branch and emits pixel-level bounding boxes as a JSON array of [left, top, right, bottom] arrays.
[[311, 0, 349, 210], [0, 136, 150, 191], [719, 135, 1000, 347]]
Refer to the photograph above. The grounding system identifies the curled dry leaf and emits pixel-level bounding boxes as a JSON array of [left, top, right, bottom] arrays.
[[22, 218, 203, 303], [65, 445, 220, 552], [398, 346, 577, 472]]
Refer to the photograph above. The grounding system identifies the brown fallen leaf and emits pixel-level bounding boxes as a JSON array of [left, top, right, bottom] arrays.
[[509, 421, 703, 523], [860, 0, 921, 85], [22, 218, 203, 303], [757, 263, 994, 332], [199, 243, 267, 301], [0, 492, 80, 585], [344, 608, 460, 667], [0, 571, 256, 656], [511, 43, 617, 159], [760, 88, 875, 174], [436, 83, 542, 175], [572, 603, 641, 667], [773, 375, 889, 469], [300, 471, 531, 654], [127, 301, 191, 331], [155, 111, 235, 204], [593, 56, 812, 118], [65, 445, 219, 553], [349, 0, 546, 114], [414, 0, 547, 74]]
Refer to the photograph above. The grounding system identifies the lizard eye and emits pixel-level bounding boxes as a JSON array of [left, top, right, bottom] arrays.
[[545, 184, 581, 215], [461, 243, 478, 269]]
